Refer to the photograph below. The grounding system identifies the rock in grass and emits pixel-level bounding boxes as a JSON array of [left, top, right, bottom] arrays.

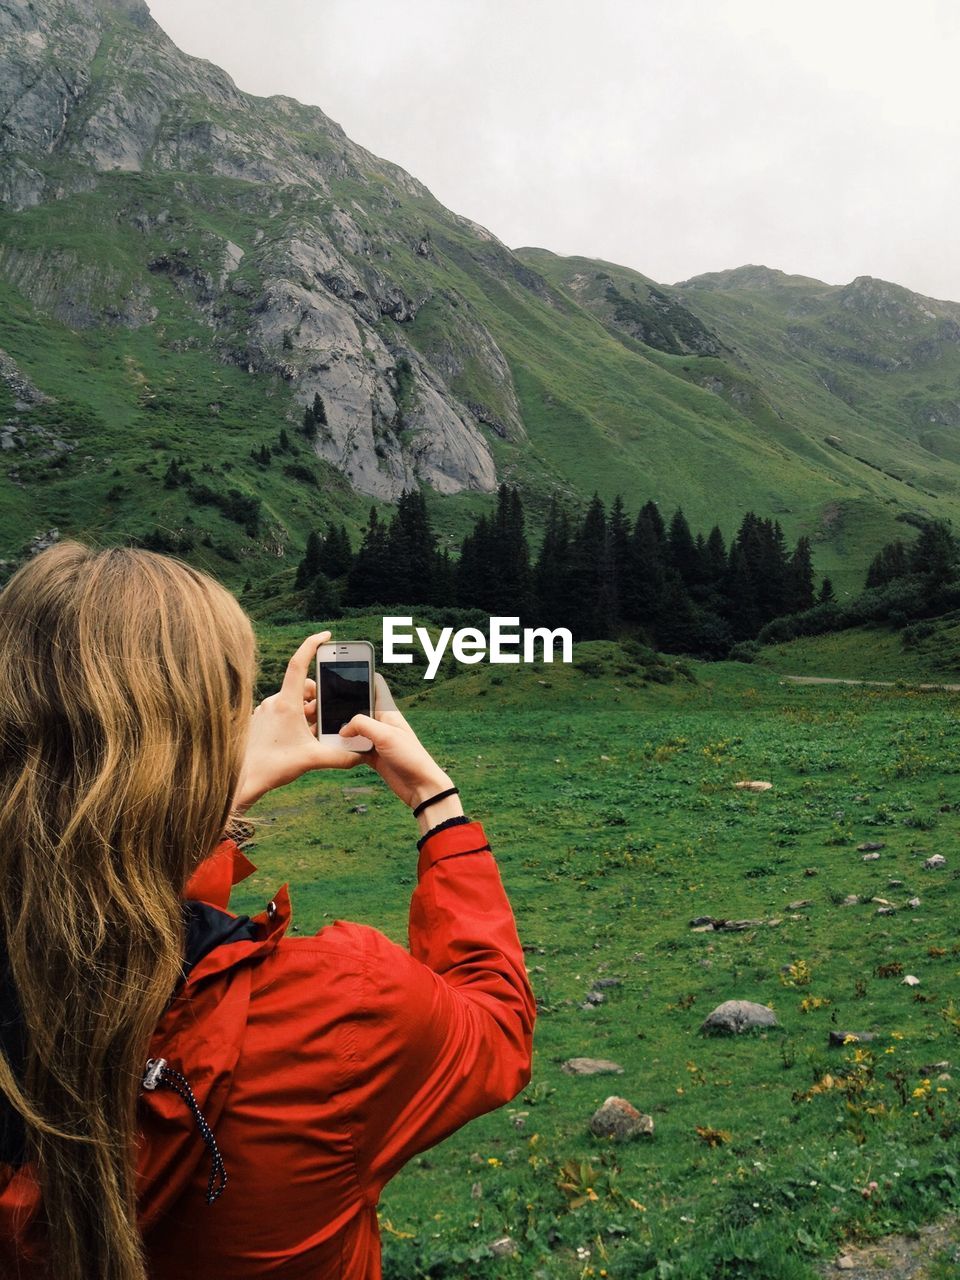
[[857, 841, 886, 852], [924, 854, 947, 869], [589, 1096, 654, 1140], [907, 897, 922, 908], [561, 1058, 624, 1076], [699, 1000, 779, 1035], [829, 1030, 877, 1046], [734, 780, 773, 792], [488, 1236, 518, 1258], [901, 974, 921, 986], [840, 894, 860, 907], [862, 852, 881, 862], [787, 900, 814, 911]]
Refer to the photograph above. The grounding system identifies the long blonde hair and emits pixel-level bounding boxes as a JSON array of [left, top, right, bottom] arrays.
[[0, 540, 256, 1279]]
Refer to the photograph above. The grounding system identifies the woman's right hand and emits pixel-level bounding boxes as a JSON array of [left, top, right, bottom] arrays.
[[341, 674, 456, 813]]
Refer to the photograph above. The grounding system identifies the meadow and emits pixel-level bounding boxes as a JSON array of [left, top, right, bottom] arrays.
[[231, 631, 960, 1278]]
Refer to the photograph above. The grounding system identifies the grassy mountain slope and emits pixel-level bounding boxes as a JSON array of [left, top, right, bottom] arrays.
[[518, 251, 960, 591], [2, 0, 959, 598]]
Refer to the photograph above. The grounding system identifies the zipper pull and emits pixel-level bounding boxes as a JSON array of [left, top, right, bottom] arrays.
[[142, 1058, 167, 1091]]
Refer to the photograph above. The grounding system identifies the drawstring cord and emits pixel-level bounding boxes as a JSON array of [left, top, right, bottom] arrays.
[[142, 1058, 227, 1204]]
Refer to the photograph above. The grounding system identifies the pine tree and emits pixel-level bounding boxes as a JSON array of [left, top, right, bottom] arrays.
[[568, 495, 614, 639], [608, 494, 631, 625], [787, 536, 816, 612], [818, 577, 835, 604], [295, 530, 323, 589], [909, 520, 957, 584], [457, 513, 496, 611], [303, 571, 340, 620], [622, 507, 667, 628], [666, 507, 700, 586], [388, 488, 438, 604], [485, 484, 534, 619], [433, 547, 457, 606], [345, 508, 393, 605], [723, 542, 763, 640], [533, 498, 572, 628], [865, 540, 910, 589], [323, 523, 353, 579], [703, 525, 728, 596]]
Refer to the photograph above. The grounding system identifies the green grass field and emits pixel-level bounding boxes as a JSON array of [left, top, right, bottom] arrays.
[[229, 631, 960, 1278]]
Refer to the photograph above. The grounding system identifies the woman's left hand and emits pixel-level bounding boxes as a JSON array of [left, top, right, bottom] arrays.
[[232, 630, 361, 812]]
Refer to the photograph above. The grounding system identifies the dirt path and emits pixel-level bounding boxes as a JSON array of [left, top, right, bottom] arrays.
[[783, 676, 960, 692], [815, 1215, 960, 1278]]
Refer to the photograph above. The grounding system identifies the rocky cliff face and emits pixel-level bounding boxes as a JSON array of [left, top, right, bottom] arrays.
[[0, 0, 524, 498]]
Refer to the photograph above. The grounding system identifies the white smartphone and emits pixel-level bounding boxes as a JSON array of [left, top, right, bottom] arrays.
[[315, 640, 375, 752]]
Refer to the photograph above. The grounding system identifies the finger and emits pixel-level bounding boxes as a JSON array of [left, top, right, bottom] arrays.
[[309, 741, 368, 770], [340, 713, 394, 750], [373, 673, 411, 729], [303, 677, 316, 698], [280, 632, 331, 704]]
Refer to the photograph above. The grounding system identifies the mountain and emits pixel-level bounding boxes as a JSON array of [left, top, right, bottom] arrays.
[[2, 0, 959, 595]]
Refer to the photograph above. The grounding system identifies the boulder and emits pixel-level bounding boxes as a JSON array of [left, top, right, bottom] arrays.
[[829, 1030, 877, 1046], [699, 1000, 779, 1035], [589, 1096, 654, 1141], [561, 1058, 624, 1076]]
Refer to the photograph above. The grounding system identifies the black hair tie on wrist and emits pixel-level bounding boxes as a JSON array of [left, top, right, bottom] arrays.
[[412, 786, 460, 818]]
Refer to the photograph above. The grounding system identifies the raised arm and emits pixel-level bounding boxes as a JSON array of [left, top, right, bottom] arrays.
[[344, 818, 535, 1200]]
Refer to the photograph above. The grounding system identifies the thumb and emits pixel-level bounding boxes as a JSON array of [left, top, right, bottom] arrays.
[[340, 713, 391, 748]]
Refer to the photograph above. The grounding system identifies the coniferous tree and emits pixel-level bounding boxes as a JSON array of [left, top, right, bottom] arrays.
[[608, 494, 631, 625], [666, 507, 700, 587], [456, 518, 483, 609], [622, 506, 667, 629], [295, 530, 323, 589], [322, 523, 354, 579], [818, 577, 835, 604], [433, 547, 457, 606], [345, 508, 392, 605], [865, 540, 910, 589], [723, 541, 763, 640], [533, 498, 573, 628], [703, 525, 728, 597], [568, 494, 614, 639], [909, 520, 957, 584], [486, 484, 534, 619], [787, 535, 816, 612], [638, 499, 666, 544], [303, 571, 340, 620], [387, 488, 438, 604]]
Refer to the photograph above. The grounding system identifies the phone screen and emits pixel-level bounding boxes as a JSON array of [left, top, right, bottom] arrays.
[[319, 661, 370, 734]]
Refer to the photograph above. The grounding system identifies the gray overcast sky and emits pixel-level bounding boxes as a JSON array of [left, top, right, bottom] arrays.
[[148, 0, 960, 302]]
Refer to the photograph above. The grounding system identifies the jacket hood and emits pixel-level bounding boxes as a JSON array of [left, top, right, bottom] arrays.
[[0, 840, 290, 1259]]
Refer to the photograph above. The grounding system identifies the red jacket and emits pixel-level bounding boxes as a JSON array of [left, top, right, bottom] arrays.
[[0, 820, 536, 1277]]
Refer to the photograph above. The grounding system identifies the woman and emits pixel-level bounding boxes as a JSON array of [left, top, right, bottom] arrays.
[[0, 541, 535, 1279]]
